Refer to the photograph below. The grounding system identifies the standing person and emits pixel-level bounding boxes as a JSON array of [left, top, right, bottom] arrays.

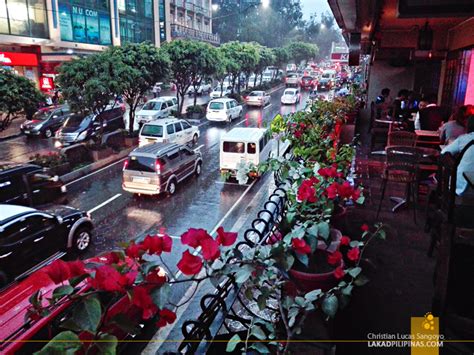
[[152, 83, 159, 98], [439, 105, 472, 144], [52, 91, 59, 105], [156, 84, 161, 97], [441, 115, 474, 196]]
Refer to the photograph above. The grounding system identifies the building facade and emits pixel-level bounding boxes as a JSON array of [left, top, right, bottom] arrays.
[[0, 0, 218, 89]]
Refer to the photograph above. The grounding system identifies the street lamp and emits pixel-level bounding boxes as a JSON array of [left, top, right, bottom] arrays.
[[212, 3, 219, 11], [261, 0, 270, 8]]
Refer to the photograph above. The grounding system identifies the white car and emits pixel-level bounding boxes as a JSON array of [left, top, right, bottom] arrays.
[[281, 88, 300, 105], [210, 85, 233, 99], [136, 97, 178, 125], [245, 91, 270, 107], [187, 81, 212, 95], [206, 98, 243, 123], [138, 118, 199, 147]]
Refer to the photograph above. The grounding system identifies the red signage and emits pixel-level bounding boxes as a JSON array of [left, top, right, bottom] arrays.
[[0, 52, 38, 67], [39, 76, 54, 91], [331, 53, 349, 63]]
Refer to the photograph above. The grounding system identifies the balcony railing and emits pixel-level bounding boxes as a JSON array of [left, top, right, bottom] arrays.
[[170, 23, 220, 45], [170, 0, 211, 17]]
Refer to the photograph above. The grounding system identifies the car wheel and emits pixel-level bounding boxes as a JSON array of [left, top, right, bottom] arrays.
[[192, 134, 198, 145], [72, 226, 92, 253], [167, 179, 177, 195], [195, 162, 202, 176], [227, 115, 232, 123], [44, 128, 53, 138]]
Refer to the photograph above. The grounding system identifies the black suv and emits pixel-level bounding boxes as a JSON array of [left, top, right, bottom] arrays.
[[0, 204, 93, 285], [56, 107, 125, 145], [20, 105, 70, 138], [0, 163, 67, 207]]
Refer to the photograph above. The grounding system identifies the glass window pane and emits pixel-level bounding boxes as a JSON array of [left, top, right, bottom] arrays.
[[85, 8, 99, 44], [0, 0, 9, 34], [7, 0, 29, 36]]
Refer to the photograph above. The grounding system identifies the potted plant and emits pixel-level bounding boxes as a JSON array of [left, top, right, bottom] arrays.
[[86, 141, 114, 162], [30, 152, 70, 176], [186, 104, 205, 119], [122, 129, 139, 147]]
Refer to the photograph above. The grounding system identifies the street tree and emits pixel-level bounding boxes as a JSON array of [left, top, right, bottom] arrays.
[[0, 69, 44, 131], [221, 41, 259, 92], [163, 40, 219, 114], [214, 47, 231, 93], [109, 43, 170, 133], [220, 42, 243, 93], [271, 46, 290, 79], [240, 43, 260, 90], [286, 42, 319, 65], [254, 45, 275, 86], [189, 43, 221, 107]]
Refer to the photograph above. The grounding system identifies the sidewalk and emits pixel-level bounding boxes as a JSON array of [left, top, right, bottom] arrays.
[[0, 116, 25, 141]]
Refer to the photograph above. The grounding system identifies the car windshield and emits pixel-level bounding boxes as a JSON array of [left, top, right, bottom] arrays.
[[209, 102, 224, 110], [63, 115, 92, 128], [141, 124, 163, 137], [284, 90, 296, 96], [32, 110, 53, 121], [302, 76, 313, 80], [249, 92, 263, 97], [322, 74, 331, 78], [288, 74, 297, 78], [142, 101, 162, 111]]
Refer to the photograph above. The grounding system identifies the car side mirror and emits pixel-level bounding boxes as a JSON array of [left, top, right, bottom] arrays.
[[56, 215, 63, 224]]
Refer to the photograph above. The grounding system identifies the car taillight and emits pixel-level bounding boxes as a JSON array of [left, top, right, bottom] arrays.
[[123, 159, 129, 170], [155, 160, 161, 173]]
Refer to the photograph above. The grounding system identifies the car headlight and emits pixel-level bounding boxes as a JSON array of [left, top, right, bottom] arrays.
[[77, 131, 88, 140]]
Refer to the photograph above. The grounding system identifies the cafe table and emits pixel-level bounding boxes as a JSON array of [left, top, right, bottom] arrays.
[[415, 130, 440, 146]]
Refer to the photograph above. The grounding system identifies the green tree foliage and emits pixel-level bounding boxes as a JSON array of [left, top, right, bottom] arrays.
[[221, 41, 259, 93], [0, 69, 44, 131], [163, 40, 221, 114], [286, 42, 319, 65], [272, 46, 290, 77], [303, 12, 343, 58], [109, 43, 170, 133], [254, 45, 275, 86]]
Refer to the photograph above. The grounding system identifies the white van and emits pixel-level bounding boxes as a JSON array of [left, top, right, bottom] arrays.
[[139, 118, 199, 147], [136, 97, 178, 125], [220, 127, 273, 177]]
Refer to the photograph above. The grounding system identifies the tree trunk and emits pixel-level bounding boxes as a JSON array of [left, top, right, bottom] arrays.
[[253, 75, 257, 88]]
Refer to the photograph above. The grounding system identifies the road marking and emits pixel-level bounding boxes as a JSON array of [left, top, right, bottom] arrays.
[[88, 193, 122, 214], [65, 158, 127, 187], [215, 180, 251, 186], [236, 119, 246, 126], [198, 121, 209, 127], [263, 103, 273, 110], [194, 144, 204, 151]]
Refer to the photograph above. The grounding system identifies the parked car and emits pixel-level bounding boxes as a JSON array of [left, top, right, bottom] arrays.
[[122, 142, 202, 196], [210, 85, 233, 99], [220, 127, 273, 178], [280, 88, 300, 105], [285, 72, 299, 87], [187, 79, 213, 95], [300, 76, 317, 90], [136, 97, 178, 125], [56, 107, 125, 146], [206, 98, 243, 123], [0, 204, 93, 285], [0, 255, 140, 354], [244, 91, 271, 107], [20, 105, 70, 138], [0, 162, 67, 207], [139, 118, 199, 147]]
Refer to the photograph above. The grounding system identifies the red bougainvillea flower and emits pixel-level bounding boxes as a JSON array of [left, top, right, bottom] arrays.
[[294, 130, 303, 139], [327, 251, 343, 266], [157, 308, 177, 328], [141, 235, 172, 255], [216, 227, 237, 246], [132, 286, 158, 320], [334, 266, 345, 279], [146, 267, 167, 285], [297, 177, 319, 203], [126, 241, 142, 259], [318, 166, 338, 178], [340, 236, 351, 246], [291, 238, 311, 254], [90, 265, 130, 293], [181, 228, 212, 248], [337, 181, 354, 199], [361, 224, 370, 232], [347, 247, 360, 262], [43, 259, 71, 284], [68, 260, 86, 277], [325, 182, 339, 199], [177, 250, 203, 275], [200, 238, 221, 261], [352, 187, 361, 201]]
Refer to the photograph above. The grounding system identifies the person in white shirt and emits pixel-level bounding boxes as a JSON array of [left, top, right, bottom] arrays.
[[442, 115, 474, 196], [414, 100, 432, 130]]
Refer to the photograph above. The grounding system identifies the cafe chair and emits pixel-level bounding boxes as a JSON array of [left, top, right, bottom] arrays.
[[369, 101, 389, 151], [376, 146, 421, 223]]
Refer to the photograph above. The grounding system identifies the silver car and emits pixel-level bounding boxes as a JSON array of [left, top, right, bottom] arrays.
[[245, 91, 271, 107]]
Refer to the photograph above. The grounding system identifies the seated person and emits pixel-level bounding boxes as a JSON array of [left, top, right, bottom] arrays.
[[375, 88, 391, 119], [417, 94, 447, 131], [442, 115, 474, 196], [439, 105, 471, 144]]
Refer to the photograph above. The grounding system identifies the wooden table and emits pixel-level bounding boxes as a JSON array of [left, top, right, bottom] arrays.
[[464, 171, 474, 189]]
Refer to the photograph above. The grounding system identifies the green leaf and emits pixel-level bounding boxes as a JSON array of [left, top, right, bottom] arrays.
[[356, 196, 365, 204], [295, 296, 305, 306], [34, 331, 81, 355], [287, 212, 296, 224], [250, 342, 270, 353], [354, 274, 370, 286], [349, 240, 360, 248], [52, 285, 74, 300], [245, 287, 253, 300], [342, 285, 353, 296], [348, 267, 362, 278], [69, 274, 89, 288], [226, 334, 241, 352], [72, 296, 101, 333], [295, 252, 309, 267], [234, 265, 253, 284], [252, 325, 266, 340], [109, 313, 141, 335], [377, 229, 386, 240], [304, 289, 322, 302], [317, 222, 330, 240], [322, 294, 338, 318], [151, 284, 171, 309], [96, 333, 118, 355], [29, 290, 42, 308], [306, 224, 318, 237], [257, 294, 267, 310]]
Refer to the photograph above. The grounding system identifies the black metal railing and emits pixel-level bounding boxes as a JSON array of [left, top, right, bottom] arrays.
[[170, 24, 220, 45]]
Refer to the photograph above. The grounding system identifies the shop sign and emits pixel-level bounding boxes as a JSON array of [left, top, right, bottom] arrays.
[[331, 53, 349, 63], [0, 52, 38, 66], [39, 76, 55, 91]]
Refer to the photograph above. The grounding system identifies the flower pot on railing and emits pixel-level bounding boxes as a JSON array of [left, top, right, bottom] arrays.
[[91, 147, 113, 162]]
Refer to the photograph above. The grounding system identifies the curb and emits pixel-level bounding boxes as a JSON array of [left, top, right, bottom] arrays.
[[0, 132, 22, 142], [60, 146, 135, 184]]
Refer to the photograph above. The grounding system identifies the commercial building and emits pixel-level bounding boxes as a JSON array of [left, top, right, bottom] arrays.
[[0, 0, 219, 90]]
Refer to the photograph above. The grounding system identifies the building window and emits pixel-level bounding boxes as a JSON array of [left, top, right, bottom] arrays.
[[159, 0, 166, 42], [119, 0, 154, 44], [0, 0, 49, 38], [58, 0, 111, 45], [442, 48, 473, 112]]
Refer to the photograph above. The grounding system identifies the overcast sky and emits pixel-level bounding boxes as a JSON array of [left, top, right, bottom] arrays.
[[300, 0, 332, 20]]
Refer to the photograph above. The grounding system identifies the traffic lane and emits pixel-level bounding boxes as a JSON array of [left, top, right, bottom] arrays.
[[0, 135, 57, 163]]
